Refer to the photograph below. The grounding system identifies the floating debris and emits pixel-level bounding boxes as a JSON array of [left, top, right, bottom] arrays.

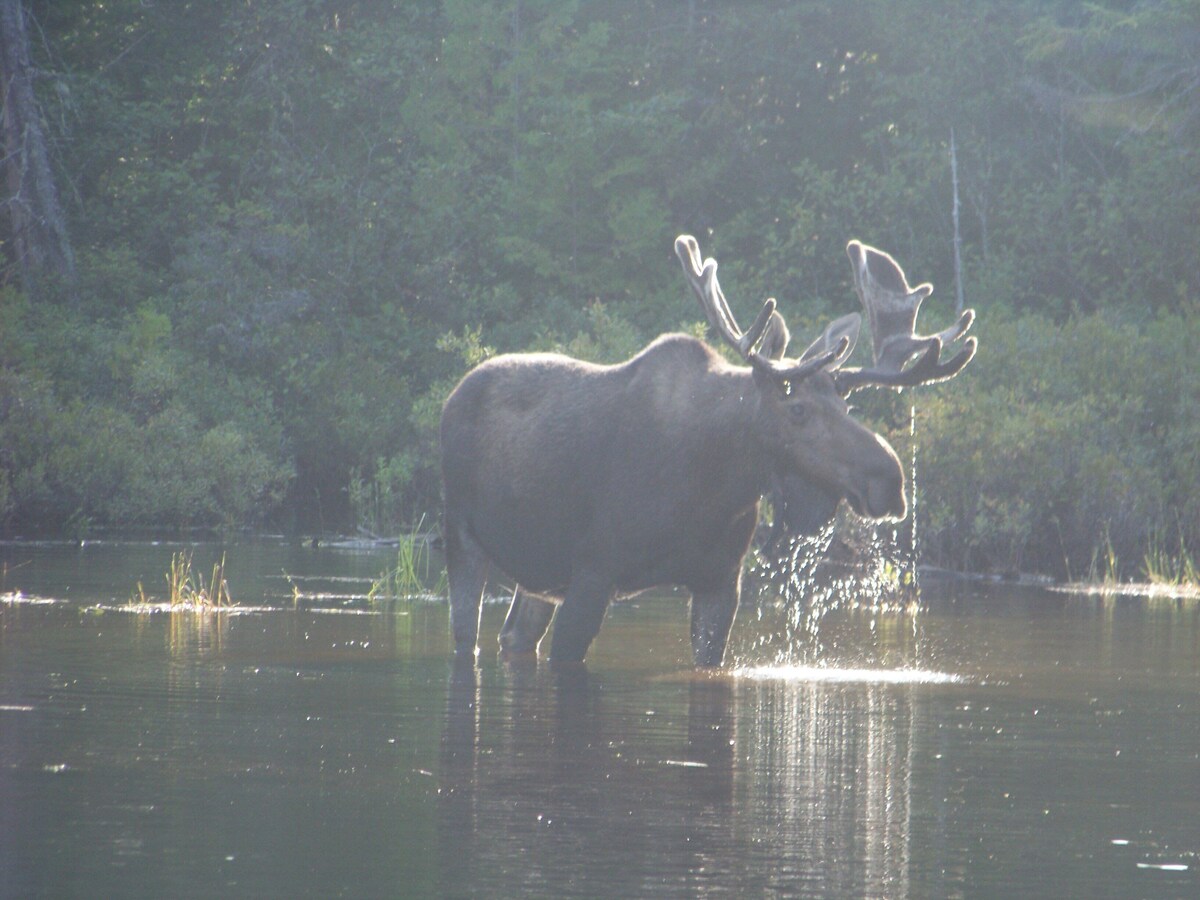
[[2, 592, 59, 606]]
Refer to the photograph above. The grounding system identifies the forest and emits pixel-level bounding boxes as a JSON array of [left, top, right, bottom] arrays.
[[1, 0, 1198, 581]]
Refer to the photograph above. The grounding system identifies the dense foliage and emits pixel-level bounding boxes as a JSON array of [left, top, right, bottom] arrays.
[[1, 1, 1197, 578]]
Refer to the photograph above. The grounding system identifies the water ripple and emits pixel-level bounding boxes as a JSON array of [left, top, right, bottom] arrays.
[[735, 664, 962, 685]]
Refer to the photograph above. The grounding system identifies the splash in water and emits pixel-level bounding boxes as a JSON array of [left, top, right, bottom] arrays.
[[736, 664, 960, 685], [744, 408, 925, 669], [746, 511, 920, 664]]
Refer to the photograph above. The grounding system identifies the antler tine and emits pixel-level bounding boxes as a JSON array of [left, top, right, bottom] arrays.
[[750, 336, 852, 384], [838, 239, 977, 393], [675, 234, 776, 359], [835, 335, 977, 393], [796, 312, 861, 369], [712, 264, 776, 357], [675, 235, 738, 348], [933, 307, 975, 346]]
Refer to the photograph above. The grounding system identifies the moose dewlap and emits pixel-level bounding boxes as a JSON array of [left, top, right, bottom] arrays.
[[440, 235, 976, 666]]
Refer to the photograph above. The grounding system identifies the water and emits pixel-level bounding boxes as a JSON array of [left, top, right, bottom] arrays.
[[2, 540, 1198, 898]]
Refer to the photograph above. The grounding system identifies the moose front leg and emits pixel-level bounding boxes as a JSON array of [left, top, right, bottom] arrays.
[[498, 590, 556, 655], [689, 579, 740, 668], [549, 572, 614, 665]]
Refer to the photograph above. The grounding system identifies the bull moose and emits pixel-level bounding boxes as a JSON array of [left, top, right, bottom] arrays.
[[439, 235, 976, 666]]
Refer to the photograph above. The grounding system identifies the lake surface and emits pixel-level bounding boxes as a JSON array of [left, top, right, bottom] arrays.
[[2, 539, 1198, 898]]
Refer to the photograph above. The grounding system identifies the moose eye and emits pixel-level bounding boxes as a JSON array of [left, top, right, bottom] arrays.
[[788, 402, 809, 424]]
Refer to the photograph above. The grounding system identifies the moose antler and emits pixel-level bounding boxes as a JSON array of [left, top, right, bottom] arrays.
[[675, 235, 777, 358], [833, 240, 976, 394], [675, 235, 847, 381]]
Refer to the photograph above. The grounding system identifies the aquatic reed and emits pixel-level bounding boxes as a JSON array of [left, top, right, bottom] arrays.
[[1086, 526, 1121, 587], [165, 550, 232, 608], [369, 517, 447, 601], [1142, 530, 1199, 589]]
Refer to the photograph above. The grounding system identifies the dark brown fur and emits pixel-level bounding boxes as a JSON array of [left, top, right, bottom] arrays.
[[440, 333, 904, 666]]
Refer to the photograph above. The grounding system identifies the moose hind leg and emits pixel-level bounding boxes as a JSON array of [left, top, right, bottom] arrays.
[[445, 520, 490, 657], [690, 582, 740, 668], [549, 573, 613, 665], [499, 590, 556, 655]]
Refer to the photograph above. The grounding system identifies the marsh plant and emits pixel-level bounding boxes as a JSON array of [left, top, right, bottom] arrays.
[[370, 519, 447, 602], [131, 550, 233, 609], [1142, 530, 1199, 589], [1077, 523, 1200, 593], [1086, 527, 1122, 588]]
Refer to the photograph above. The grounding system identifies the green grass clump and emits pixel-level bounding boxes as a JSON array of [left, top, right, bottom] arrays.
[[132, 550, 233, 608], [370, 520, 447, 601], [1142, 531, 1199, 589]]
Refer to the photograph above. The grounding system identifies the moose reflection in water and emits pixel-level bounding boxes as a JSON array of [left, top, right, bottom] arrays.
[[439, 235, 976, 666], [435, 661, 917, 897], [436, 662, 737, 897]]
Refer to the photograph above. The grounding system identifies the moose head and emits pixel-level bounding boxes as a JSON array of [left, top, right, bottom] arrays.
[[675, 235, 976, 530]]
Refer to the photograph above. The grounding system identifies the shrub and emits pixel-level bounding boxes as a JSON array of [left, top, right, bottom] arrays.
[[915, 310, 1198, 579]]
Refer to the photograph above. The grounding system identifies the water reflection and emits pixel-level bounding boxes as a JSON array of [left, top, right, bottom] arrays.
[[439, 658, 480, 896], [436, 663, 741, 897], [739, 664, 959, 684], [435, 655, 937, 897], [169, 608, 230, 657], [739, 677, 919, 897]]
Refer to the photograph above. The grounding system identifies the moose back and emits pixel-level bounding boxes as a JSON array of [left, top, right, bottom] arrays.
[[439, 235, 975, 666]]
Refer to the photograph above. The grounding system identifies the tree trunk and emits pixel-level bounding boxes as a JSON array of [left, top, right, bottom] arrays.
[[949, 128, 964, 315], [0, 0, 75, 294]]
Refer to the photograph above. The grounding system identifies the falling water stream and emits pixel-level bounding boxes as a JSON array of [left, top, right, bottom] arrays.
[[743, 403, 941, 680]]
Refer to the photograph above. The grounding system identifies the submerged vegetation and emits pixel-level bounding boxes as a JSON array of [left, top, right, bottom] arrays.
[[1, 1, 1198, 584]]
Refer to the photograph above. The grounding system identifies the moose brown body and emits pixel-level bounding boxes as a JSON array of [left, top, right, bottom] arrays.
[[440, 236, 975, 666]]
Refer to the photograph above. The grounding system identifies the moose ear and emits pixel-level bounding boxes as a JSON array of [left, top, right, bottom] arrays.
[[758, 310, 791, 361]]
